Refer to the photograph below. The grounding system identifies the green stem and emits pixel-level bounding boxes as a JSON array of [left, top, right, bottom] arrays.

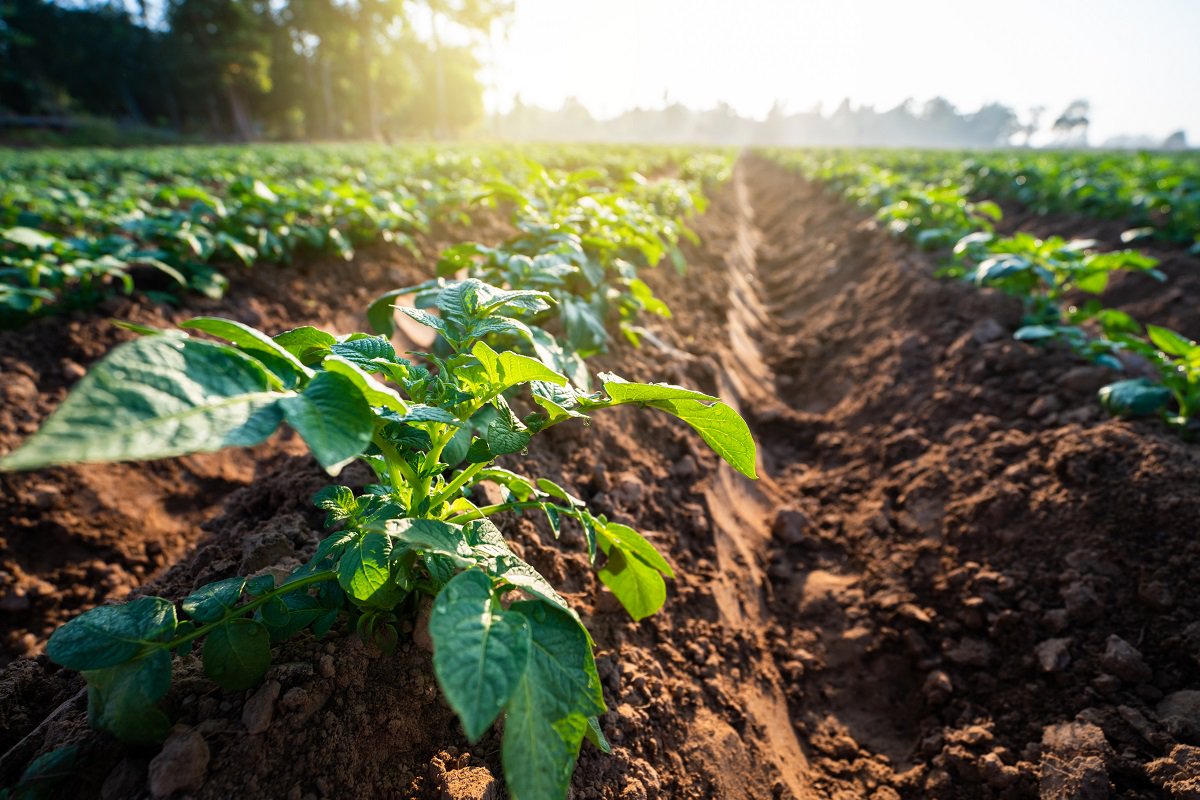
[[157, 570, 337, 654], [447, 500, 546, 525], [429, 461, 486, 510], [372, 432, 416, 493]]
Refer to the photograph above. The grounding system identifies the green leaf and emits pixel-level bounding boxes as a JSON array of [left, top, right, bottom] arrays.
[[1147, 325, 1196, 358], [430, 570, 531, 742], [592, 375, 758, 479], [281, 371, 375, 474], [598, 522, 674, 578], [367, 290, 405, 335], [321, 355, 408, 414], [375, 518, 473, 566], [338, 531, 393, 602], [502, 601, 606, 800], [181, 317, 312, 387], [273, 326, 337, 364], [471, 341, 567, 395], [597, 547, 667, 621], [585, 716, 612, 753], [181, 576, 246, 623], [486, 415, 531, 455], [0, 336, 283, 472], [47, 596, 177, 671], [203, 619, 271, 691], [83, 650, 172, 745], [330, 336, 396, 369], [1098, 378, 1172, 418], [313, 485, 358, 524]]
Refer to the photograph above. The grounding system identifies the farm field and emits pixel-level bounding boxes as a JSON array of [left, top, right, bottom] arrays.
[[1, 144, 1199, 800]]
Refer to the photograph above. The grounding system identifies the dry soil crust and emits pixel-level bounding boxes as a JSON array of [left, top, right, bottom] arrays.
[[2, 158, 1199, 799]]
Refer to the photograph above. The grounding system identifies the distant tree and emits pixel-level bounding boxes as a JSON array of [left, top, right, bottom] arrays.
[[1162, 130, 1188, 150], [1052, 99, 1090, 146]]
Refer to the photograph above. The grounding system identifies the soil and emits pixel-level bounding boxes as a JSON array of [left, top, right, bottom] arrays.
[[2, 157, 1199, 799]]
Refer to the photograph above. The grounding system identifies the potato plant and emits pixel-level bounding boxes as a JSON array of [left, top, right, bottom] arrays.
[[0, 278, 756, 799]]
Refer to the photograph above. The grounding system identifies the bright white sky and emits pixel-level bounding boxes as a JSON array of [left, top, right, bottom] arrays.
[[482, 0, 1200, 142]]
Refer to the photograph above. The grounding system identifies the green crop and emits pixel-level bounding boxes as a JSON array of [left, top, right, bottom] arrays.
[[0, 278, 755, 799], [769, 147, 1196, 433], [1100, 325, 1200, 430], [0, 144, 734, 327]]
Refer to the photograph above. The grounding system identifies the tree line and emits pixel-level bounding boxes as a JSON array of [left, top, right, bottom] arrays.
[[0, 0, 510, 141]]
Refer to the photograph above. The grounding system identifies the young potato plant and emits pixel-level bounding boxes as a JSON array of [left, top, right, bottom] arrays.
[[389, 164, 697, 386], [0, 279, 757, 800], [949, 232, 1163, 370], [1099, 325, 1200, 431]]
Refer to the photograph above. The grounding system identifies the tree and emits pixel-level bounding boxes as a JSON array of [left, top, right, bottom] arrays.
[[1052, 99, 1090, 147]]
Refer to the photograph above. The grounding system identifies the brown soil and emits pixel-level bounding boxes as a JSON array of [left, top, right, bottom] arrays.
[[2, 158, 1199, 799]]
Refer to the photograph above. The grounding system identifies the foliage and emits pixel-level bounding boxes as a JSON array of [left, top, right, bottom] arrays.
[[770, 147, 1197, 432], [0, 144, 732, 327]]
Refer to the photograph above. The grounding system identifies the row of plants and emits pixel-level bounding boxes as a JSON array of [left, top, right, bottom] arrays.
[[794, 148, 1200, 251], [0, 144, 731, 326], [0, 150, 753, 799], [769, 150, 1198, 432]]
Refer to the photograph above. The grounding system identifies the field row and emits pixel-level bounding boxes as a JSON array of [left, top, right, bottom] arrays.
[[0, 144, 733, 325], [769, 149, 1199, 431]]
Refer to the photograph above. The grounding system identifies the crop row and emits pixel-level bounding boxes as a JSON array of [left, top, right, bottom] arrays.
[[0, 149, 750, 799], [798, 148, 1200, 250], [0, 144, 732, 326], [769, 149, 1199, 431]]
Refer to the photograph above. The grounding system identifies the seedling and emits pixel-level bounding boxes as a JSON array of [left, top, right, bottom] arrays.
[[0, 279, 756, 800]]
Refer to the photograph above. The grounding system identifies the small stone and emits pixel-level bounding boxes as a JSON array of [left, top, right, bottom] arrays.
[[972, 318, 1007, 344], [1028, 394, 1062, 419], [922, 670, 953, 705], [281, 686, 310, 711], [148, 728, 210, 798], [1035, 638, 1073, 672], [1100, 635, 1152, 683], [61, 359, 87, 381], [243, 680, 281, 734], [1157, 690, 1200, 738], [318, 654, 336, 678], [1062, 582, 1103, 622], [1138, 581, 1174, 610], [945, 638, 993, 667], [670, 455, 697, 479], [979, 751, 1017, 790], [771, 506, 811, 545], [1044, 608, 1070, 633]]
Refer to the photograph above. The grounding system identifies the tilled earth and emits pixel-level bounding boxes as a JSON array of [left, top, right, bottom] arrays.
[[1, 157, 1198, 799]]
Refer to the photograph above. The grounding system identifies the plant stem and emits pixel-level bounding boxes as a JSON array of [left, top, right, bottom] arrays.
[[428, 461, 486, 510], [157, 570, 337, 654], [446, 500, 546, 525]]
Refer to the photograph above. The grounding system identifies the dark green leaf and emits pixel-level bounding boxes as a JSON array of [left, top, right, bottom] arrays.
[[203, 619, 271, 691]]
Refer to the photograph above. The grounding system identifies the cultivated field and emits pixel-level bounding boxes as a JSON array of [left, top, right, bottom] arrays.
[[1, 144, 1197, 799]]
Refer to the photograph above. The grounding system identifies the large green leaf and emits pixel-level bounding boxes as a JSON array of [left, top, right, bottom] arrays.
[[1147, 325, 1196, 358], [47, 596, 177, 671], [596, 547, 666, 621], [502, 601, 606, 800], [181, 317, 312, 387], [281, 371, 376, 474], [0, 336, 284, 472], [83, 650, 172, 745], [203, 619, 271, 691], [590, 375, 758, 479], [374, 518, 474, 567], [471, 341, 567, 395], [338, 531, 393, 602], [1098, 378, 1172, 418], [430, 570, 531, 742]]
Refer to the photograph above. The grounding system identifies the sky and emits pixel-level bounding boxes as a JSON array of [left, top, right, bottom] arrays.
[[482, 0, 1200, 143]]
